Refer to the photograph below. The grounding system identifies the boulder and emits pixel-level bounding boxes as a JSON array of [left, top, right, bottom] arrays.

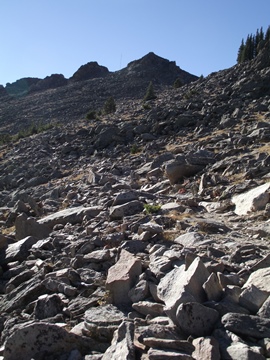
[[176, 302, 219, 337], [109, 200, 144, 220], [106, 249, 142, 304], [102, 321, 135, 360], [15, 213, 50, 240], [157, 257, 210, 323], [192, 336, 220, 360], [232, 182, 270, 215], [3, 236, 39, 264], [3, 322, 102, 360], [38, 206, 102, 228]]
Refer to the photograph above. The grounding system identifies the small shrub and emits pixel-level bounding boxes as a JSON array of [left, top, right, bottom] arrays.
[[0, 133, 12, 145], [130, 143, 140, 154], [144, 203, 161, 214], [173, 78, 183, 88], [86, 110, 97, 120]]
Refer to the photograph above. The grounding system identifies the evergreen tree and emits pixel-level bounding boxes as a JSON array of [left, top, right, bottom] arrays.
[[144, 81, 156, 101], [103, 96, 116, 114]]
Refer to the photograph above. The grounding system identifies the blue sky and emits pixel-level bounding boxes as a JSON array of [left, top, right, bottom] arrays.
[[0, 0, 270, 86]]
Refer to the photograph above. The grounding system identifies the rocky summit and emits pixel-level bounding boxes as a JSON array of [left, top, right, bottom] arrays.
[[0, 47, 270, 359]]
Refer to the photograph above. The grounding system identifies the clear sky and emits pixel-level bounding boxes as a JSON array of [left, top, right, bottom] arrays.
[[0, 0, 270, 86]]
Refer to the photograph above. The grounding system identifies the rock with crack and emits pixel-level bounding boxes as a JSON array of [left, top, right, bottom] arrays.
[[106, 249, 142, 304], [157, 257, 210, 323]]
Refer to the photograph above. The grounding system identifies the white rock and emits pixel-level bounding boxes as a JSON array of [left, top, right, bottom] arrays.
[[232, 182, 270, 215]]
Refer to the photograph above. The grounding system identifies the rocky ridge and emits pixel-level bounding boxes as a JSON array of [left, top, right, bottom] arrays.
[[0, 48, 270, 359]]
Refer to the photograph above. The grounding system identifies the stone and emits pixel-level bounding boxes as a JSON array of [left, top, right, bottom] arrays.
[[239, 285, 268, 313], [113, 191, 138, 206], [173, 232, 205, 247], [128, 279, 149, 302], [222, 312, 270, 339], [203, 272, 223, 302], [143, 338, 195, 353], [15, 213, 51, 240], [157, 257, 210, 323], [147, 348, 195, 360], [232, 182, 270, 215], [3, 322, 103, 360], [257, 295, 270, 318], [34, 294, 63, 320], [132, 301, 165, 317], [226, 342, 265, 360], [101, 321, 135, 360], [176, 302, 219, 337], [192, 336, 220, 360], [106, 249, 142, 304], [165, 157, 204, 185], [38, 206, 102, 228], [242, 267, 270, 293], [84, 304, 126, 343], [3, 236, 39, 264], [109, 200, 144, 220]]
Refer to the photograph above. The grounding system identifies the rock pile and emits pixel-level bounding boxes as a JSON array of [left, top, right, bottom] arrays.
[[0, 48, 270, 359]]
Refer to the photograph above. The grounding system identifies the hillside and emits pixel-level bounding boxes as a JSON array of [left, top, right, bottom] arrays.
[[0, 46, 270, 359]]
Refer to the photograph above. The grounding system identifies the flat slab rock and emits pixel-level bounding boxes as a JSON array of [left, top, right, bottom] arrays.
[[38, 205, 102, 228], [222, 312, 270, 339]]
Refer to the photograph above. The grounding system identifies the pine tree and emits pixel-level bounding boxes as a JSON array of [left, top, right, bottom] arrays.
[[103, 96, 116, 114], [144, 81, 156, 101]]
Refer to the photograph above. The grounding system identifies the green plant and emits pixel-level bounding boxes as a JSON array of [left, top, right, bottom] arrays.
[[103, 96, 116, 114], [13, 122, 54, 141], [86, 110, 97, 120], [130, 143, 140, 154], [144, 81, 156, 101], [0, 133, 12, 145], [144, 203, 161, 214], [173, 78, 183, 88]]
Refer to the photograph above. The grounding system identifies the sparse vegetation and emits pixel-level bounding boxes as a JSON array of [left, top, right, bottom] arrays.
[[86, 110, 97, 120], [144, 203, 161, 214], [13, 122, 54, 141], [103, 96, 116, 114], [130, 143, 140, 154], [0, 133, 12, 145], [143, 81, 156, 101], [173, 78, 183, 88]]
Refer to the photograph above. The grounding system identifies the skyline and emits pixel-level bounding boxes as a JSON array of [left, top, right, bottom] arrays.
[[1, 1, 270, 86]]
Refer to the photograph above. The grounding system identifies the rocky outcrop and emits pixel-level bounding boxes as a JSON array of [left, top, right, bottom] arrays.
[[70, 61, 109, 82]]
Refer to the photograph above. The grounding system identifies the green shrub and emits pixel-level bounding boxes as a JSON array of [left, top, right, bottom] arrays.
[[0, 133, 12, 145], [144, 203, 161, 214], [130, 144, 140, 154], [173, 78, 183, 88], [86, 110, 97, 120]]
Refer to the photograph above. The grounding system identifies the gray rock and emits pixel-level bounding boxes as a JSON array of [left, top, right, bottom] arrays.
[[165, 157, 203, 185], [147, 348, 195, 359], [34, 294, 63, 320], [176, 302, 219, 337], [239, 285, 268, 313], [222, 312, 270, 339], [3, 236, 39, 264], [173, 232, 205, 247], [232, 182, 270, 215], [38, 205, 102, 228], [226, 342, 265, 360], [15, 213, 50, 240], [102, 321, 135, 360], [242, 267, 270, 294], [203, 272, 223, 302], [157, 257, 210, 323], [84, 304, 127, 343], [3, 322, 103, 360], [109, 200, 144, 220], [106, 249, 142, 304], [192, 336, 220, 360], [132, 301, 165, 317]]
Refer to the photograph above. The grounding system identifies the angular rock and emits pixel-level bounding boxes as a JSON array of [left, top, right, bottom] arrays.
[[109, 200, 144, 220], [84, 304, 126, 342], [222, 312, 270, 339], [176, 302, 219, 337], [242, 267, 270, 293], [165, 157, 204, 185], [192, 336, 220, 360], [232, 182, 270, 215], [3, 322, 103, 360], [132, 301, 165, 317], [143, 338, 195, 354], [226, 342, 265, 360], [106, 249, 142, 304], [34, 294, 64, 320], [38, 205, 102, 228], [239, 285, 268, 313], [173, 232, 205, 247], [157, 257, 210, 323], [102, 321, 135, 360], [3, 236, 39, 265], [147, 348, 195, 360], [203, 272, 223, 302], [15, 213, 51, 240]]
